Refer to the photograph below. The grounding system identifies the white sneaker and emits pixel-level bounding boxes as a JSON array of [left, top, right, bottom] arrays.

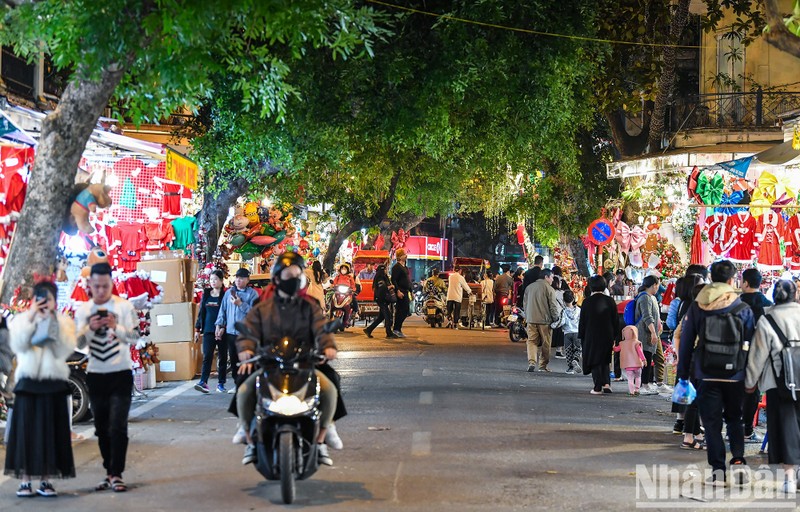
[[657, 383, 673, 393], [317, 443, 333, 466], [325, 423, 344, 450], [639, 385, 658, 396], [232, 426, 247, 445], [782, 480, 797, 494]]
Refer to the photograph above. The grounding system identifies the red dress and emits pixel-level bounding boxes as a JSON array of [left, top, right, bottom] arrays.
[[704, 213, 735, 257], [755, 210, 784, 269], [785, 215, 800, 271], [728, 212, 757, 263]]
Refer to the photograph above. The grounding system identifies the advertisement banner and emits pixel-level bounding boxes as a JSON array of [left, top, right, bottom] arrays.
[[404, 236, 449, 260], [165, 148, 199, 190]]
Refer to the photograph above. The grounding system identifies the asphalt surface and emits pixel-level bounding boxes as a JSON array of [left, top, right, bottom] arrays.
[[0, 316, 788, 511]]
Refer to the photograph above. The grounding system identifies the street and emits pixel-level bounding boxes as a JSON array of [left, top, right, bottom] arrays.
[[0, 316, 780, 511]]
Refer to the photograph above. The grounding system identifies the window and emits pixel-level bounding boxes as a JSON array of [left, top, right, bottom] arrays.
[[1, 46, 35, 97]]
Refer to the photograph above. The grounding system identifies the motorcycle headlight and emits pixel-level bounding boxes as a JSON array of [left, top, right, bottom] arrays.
[[262, 382, 316, 415], [336, 285, 349, 293]]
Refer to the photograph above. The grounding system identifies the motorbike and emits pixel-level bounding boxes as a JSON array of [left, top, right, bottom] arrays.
[[328, 285, 353, 331], [496, 295, 512, 327], [423, 293, 446, 328], [236, 320, 339, 505], [66, 351, 91, 423], [507, 306, 527, 343], [413, 290, 425, 316]]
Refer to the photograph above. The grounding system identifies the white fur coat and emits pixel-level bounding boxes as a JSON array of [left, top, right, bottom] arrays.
[[10, 309, 76, 381]]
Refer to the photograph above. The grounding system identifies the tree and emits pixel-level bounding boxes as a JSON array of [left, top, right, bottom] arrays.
[[0, 0, 386, 302], [762, 0, 800, 57]]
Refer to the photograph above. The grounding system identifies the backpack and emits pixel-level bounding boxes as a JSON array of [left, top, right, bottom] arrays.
[[697, 302, 749, 378], [623, 292, 646, 326], [763, 315, 800, 401]]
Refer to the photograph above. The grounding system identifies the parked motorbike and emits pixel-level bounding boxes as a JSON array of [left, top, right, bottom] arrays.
[[328, 285, 353, 331], [413, 290, 425, 316], [496, 295, 512, 327], [66, 351, 91, 423], [423, 293, 446, 328], [237, 320, 340, 504], [507, 306, 527, 343]]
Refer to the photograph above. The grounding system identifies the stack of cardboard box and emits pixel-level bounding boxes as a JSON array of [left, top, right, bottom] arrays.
[[137, 252, 198, 382]]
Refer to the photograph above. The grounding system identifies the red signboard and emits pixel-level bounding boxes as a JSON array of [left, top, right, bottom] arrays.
[[403, 236, 449, 260]]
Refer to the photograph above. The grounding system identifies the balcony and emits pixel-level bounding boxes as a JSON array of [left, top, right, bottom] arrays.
[[669, 90, 800, 132]]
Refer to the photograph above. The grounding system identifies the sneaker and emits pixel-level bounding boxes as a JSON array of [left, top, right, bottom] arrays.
[[730, 461, 750, 487], [227, 387, 236, 394], [37, 481, 57, 497], [539, 367, 551, 373], [705, 472, 726, 488], [393, 331, 406, 338], [363, 329, 373, 338], [565, 368, 576, 375], [673, 420, 685, 435], [325, 423, 344, 450], [573, 364, 582, 374], [242, 444, 256, 465], [744, 432, 763, 444], [16, 482, 34, 498], [657, 383, 673, 394], [216, 384, 227, 393], [232, 426, 247, 445], [782, 480, 797, 494], [527, 365, 536, 373], [639, 386, 658, 396], [318, 443, 333, 466], [554, 353, 566, 359], [590, 389, 603, 395], [195, 381, 210, 394], [602, 387, 612, 394]]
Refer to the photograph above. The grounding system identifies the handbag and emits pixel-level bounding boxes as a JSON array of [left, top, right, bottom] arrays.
[[385, 287, 398, 304]]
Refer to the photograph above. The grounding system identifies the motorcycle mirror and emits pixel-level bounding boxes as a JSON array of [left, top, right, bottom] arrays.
[[324, 318, 343, 334]]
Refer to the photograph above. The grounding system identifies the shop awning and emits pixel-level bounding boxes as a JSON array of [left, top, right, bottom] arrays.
[[754, 140, 800, 166], [0, 109, 36, 146]]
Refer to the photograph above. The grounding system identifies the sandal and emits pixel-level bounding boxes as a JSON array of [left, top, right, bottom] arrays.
[[95, 477, 112, 491], [111, 478, 128, 492], [680, 439, 706, 450], [16, 482, 34, 498]]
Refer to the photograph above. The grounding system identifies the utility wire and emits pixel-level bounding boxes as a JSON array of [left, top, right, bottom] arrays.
[[366, 0, 706, 50]]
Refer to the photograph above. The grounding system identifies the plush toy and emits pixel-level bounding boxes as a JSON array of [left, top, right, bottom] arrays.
[[80, 247, 110, 278], [244, 201, 260, 226], [56, 256, 69, 282], [68, 183, 112, 235], [230, 214, 249, 234]]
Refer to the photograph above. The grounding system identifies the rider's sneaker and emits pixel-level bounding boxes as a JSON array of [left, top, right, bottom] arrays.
[[242, 444, 256, 465], [232, 426, 247, 445], [318, 443, 333, 466], [325, 423, 344, 450], [194, 381, 210, 394]]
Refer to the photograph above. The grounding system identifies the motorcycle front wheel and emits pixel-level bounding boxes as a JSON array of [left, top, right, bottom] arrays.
[[509, 323, 525, 343], [279, 432, 295, 504], [67, 373, 91, 423]]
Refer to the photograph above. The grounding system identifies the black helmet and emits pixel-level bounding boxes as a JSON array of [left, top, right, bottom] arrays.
[[271, 252, 306, 281]]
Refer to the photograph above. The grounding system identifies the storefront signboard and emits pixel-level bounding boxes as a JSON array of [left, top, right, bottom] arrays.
[[166, 148, 198, 190]]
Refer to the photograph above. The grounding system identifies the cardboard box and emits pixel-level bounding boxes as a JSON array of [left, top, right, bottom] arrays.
[[150, 302, 195, 343], [155, 341, 195, 382], [137, 258, 187, 303]]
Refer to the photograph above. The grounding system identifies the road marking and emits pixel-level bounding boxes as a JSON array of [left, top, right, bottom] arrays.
[[419, 391, 433, 405], [411, 431, 431, 456], [422, 368, 433, 376], [391, 461, 403, 503]]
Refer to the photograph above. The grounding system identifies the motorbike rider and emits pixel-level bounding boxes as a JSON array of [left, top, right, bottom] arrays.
[[236, 252, 339, 467], [424, 269, 446, 298], [332, 263, 357, 328]]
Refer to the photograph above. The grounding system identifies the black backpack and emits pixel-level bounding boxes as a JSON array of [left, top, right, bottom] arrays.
[[763, 315, 800, 401], [698, 302, 749, 378]]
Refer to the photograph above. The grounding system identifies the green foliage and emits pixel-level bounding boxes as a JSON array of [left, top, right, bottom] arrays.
[[0, 0, 389, 123]]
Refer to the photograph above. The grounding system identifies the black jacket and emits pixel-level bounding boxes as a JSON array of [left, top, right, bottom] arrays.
[[373, 274, 393, 305], [195, 288, 225, 333], [579, 293, 620, 374], [739, 291, 772, 323], [392, 263, 411, 293]]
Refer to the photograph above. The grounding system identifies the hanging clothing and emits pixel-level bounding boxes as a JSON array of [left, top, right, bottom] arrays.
[[755, 210, 784, 269], [728, 211, 757, 263], [704, 212, 734, 257], [119, 177, 137, 209], [162, 183, 183, 217], [785, 214, 800, 271], [144, 219, 175, 250], [169, 216, 196, 251], [117, 222, 146, 271]]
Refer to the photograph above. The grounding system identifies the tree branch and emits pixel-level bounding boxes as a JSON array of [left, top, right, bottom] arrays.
[[763, 0, 800, 59]]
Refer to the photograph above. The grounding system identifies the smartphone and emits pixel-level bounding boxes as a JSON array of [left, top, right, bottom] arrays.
[[34, 291, 48, 303], [97, 308, 109, 318]]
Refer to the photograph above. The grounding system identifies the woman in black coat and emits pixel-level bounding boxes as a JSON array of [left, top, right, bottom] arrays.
[[579, 275, 620, 394], [364, 265, 397, 339]]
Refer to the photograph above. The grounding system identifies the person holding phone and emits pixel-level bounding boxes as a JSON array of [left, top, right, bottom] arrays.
[[74, 263, 139, 493], [214, 268, 258, 396], [5, 281, 76, 498]]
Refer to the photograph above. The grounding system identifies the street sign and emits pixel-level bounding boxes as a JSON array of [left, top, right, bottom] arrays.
[[587, 218, 616, 247]]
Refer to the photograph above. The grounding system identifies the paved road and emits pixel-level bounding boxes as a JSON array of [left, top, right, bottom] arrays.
[[0, 317, 785, 511]]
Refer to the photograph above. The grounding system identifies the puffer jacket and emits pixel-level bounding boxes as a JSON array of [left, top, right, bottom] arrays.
[[236, 294, 336, 355], [678, 282, 754, 382], [10, 309, 76, 382], [746, 301, 800, 391]]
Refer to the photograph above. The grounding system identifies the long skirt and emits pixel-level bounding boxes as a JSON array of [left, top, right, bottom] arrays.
[[4, 378, 75, 479], [766, 388, 800, 465]]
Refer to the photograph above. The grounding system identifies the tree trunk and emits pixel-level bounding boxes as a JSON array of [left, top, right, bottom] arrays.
[[763, 0, 800, 59], [196, 176, 249, 264], [645, 0, 691, 154], [378, 212, 426, 244], [322, 218, 362, 273], [568, 237, 590, 278], [1, 66, 126, 303], [605, 110, 648, 158]]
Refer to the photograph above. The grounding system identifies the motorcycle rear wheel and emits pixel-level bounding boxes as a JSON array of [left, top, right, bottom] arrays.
[[509, 324, 524, 343], [67, 373, 91, 423], [279, 432, 295, 504]]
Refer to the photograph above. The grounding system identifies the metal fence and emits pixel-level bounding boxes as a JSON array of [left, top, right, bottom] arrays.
[[669, 90, 800, 132]]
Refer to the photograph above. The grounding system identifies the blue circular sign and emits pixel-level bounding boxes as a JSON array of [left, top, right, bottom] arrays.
[[588, 219, 616, 246]]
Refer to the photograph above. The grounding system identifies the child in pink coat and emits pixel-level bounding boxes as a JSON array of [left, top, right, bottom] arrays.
[[614, 325, 647, 395]]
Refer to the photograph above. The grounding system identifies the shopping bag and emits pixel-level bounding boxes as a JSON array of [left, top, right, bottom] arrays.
[[671, 378, 697, 405]]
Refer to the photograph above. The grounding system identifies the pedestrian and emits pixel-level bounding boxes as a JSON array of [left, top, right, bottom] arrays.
[[511, 268, 524, 311], [5, 280, 76, 497], [561, 290, 582, 374], [74, 263, 141, 493], [579, 275, 619, 394], [391, 249, 412, 337], [551, 267, 566, 358], [610, 269, 626, 296], [446, 267, 472, 329], [636, 276, 662, 395], [304, 260, 327, 307], [523, 269, 562, 372], [739, 267, 772, 444], [364, 264, 397, 339], [194, 270, 226, 394], [678, 259, 755, 487], [746, 279, 800, 494], [614, 326, 646, 395], [481, 270, 495, 326], [519, 255, 544, 307], [493, 266, 513, 327], [214, 268, 259, 394]]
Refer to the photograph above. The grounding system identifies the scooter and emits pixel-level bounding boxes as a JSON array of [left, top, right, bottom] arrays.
[[328, 285, 353, 331], [237, 320, 339, 505], [496, 295, 512, 327], [413, 290, 425, 316], [423, 293, 446, 328], [507, 306, 527, 343]]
